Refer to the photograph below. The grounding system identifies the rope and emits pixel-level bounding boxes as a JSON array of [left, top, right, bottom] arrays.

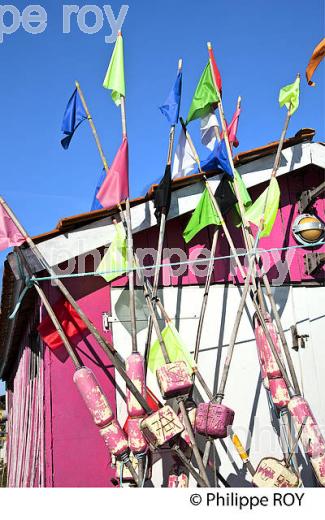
[[9, 252, 38, 320], [30, 240, 324, 283], [135, 451, 148, 487]]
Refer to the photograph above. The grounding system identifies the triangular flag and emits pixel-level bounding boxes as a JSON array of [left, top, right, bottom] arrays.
[[279, 77, 300, 115], [232, 169, 252, 226], [103, 33, 125, 106], [148, 322, 196, 374], [96, 223, 130, 283], [245, 177, 280, 238], [154, 165, 172, 225], [159, 72, 182, 125], [61, 88, 87, 149], [215, 176, 238, 215], [201, 112, 219, 151], [38, 300, 88, 351], [97, 138, 129, 209], [91, 169, 105, 211], [0, 205, 26, 251], [187, 62, 220, 123], [208, 45, 222, 94], [201, 139, 233, 178], [227, 107, 241, 148], [172, 128, 196, 179], [306, 38, 325, 86], [183, 188, 221, 243]]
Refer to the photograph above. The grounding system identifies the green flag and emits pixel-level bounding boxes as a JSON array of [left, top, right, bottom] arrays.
[[244, 177, 280, 237], [187, 63, 220, 123], [103, 34, 125, 106], [96, 223, 129, 282], [232, 169, 252, 227], [183, 188, 221, 243], [279, 76, 300, 115], [148, 322, 196, 374]]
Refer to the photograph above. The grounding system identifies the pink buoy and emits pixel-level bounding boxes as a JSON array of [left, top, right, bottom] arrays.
[[156, 361, 193, 399], [310, 453, 325, 487], [268, 378, 290, 408], [100, 420, 129, 457], [254, 314, 290, 409], [126, 353, 147, 417], [73, 367, 114, 428], [254, 314, 282, 379], [74, 367, 128, 459], [127, 417, 148, 454], [288, 396, 325, 458], [168, 466, 189, 488], [195, 402, 235, 439], [141, 405, 184, 448]]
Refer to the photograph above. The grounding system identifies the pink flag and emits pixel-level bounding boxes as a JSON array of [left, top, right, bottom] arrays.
[[222, 107, 241, 148], [0, 204, 26, 251], [97, 137, 129, 209]]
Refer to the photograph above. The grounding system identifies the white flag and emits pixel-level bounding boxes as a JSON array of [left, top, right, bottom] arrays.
[[172, 128, 196, 179], [201, 112, 220, 151]]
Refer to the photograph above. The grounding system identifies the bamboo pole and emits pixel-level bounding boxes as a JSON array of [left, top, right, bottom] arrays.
[[208, 41, 300, 394], [145, 279, 255, 476], [178, 119, 295, 400], [14, 248, 82, 370], [145, 58, 183, 367], [75, 81, 110, 175], [134, 261, 210, 487], [193, 229, 219, 365]]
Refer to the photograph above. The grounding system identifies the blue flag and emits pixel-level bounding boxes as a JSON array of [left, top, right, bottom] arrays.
[[91, 169, 106, 211], [61, 88, 87, 149], [201, 139, 233, 178], [159, 72, 182, 125]]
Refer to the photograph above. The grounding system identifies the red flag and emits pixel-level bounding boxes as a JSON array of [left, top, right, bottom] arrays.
[[97, 137, 129, 209], [306, 38, 325, 86], [0, 204, 26, 251], [38, 299, 88, 351], [208, 47, 222, 94]]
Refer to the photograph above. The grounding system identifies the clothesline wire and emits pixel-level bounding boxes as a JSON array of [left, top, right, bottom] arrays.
[[30, 240, 324, 282]]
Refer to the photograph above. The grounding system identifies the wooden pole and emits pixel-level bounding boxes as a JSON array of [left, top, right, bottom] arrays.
[[0, 197, 152, 415], [193, 229, 219, 364], [75, 81, 110, 175], [14, 248, 82, 370], [145, 58, 183, 366], [179, 119, 295, 398], [145, 279, 255, 476], [207, 43, 299, 393], [134, 260, 211, 487]]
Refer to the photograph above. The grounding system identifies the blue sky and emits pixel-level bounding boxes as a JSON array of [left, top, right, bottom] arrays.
[[0, 1, 324, 390]]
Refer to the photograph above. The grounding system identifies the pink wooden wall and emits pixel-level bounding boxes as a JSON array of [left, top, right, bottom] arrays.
[[125, 167, 324, 288], [43, 275, 117, 488]]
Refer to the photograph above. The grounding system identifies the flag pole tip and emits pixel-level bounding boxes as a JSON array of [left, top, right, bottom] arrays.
[[207, 41, 212, 49], [118, 31, 122, 36], [75, 80, 79, 87], [178, 58, 183, 70]]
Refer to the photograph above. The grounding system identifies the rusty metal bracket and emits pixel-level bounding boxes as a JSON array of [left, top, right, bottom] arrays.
[[304, 252, 325, 275], [298, 181, 325, 213], [291, 325, 309, 351]]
